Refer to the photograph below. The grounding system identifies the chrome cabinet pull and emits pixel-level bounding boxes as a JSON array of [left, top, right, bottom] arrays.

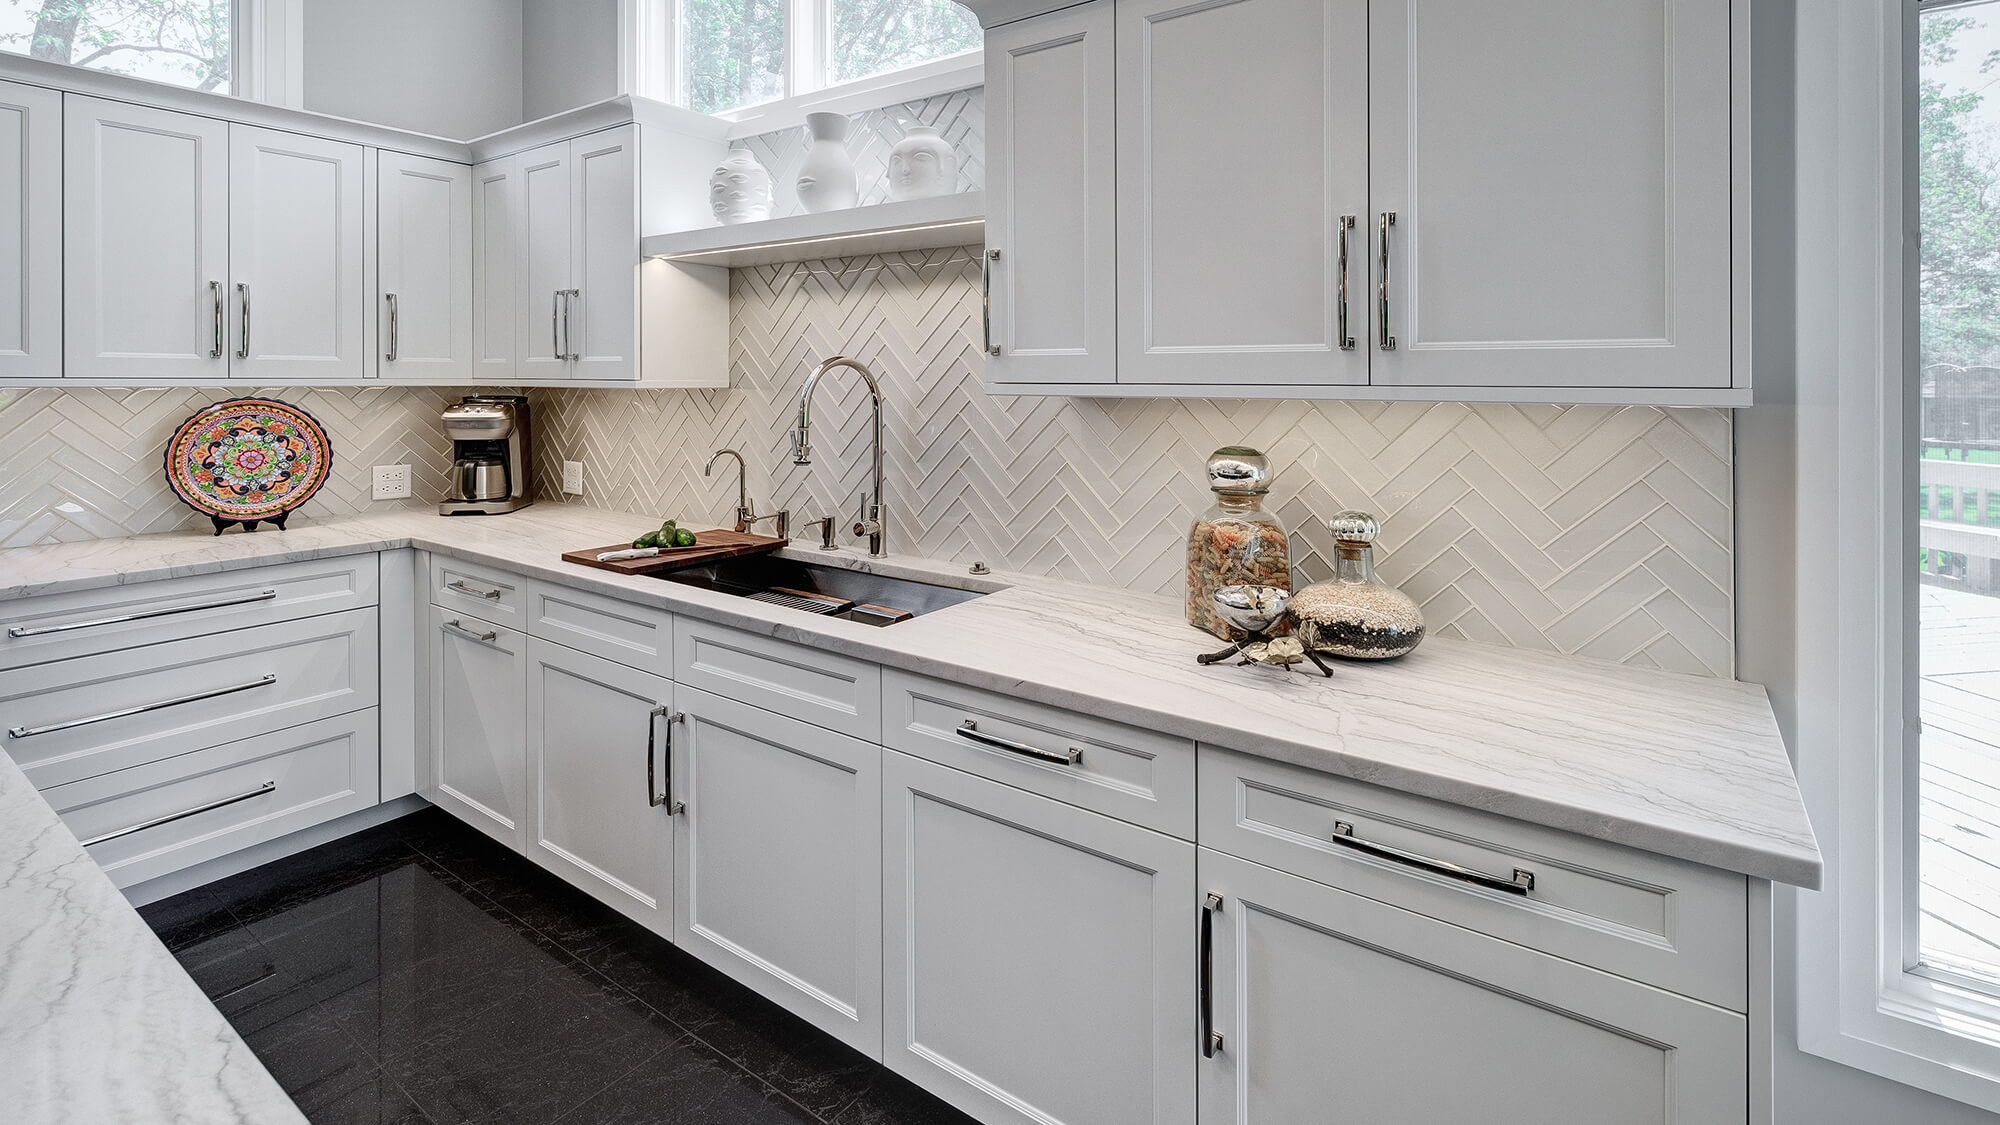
[[236, 282, 251, 359], [446, 579, 501, 600], [7, 589, 277, 638], [209, 280, 224, 358], [561, 289, 580, 361], [648, 708, 684, 813], [953, 719, 1081, 765], [7, 674, 278, 739], [384, 293, 399, 362], [80, 780, 276, 848], [1200, 892, 1223, 1058], [551, 289, 562, 360], [442, 619, 498, 643], [1336, 215, 1356, 350], [1377, 212, 1395, 351], [1330, 821, 1535, 896], [983, 249, 1000, 357]]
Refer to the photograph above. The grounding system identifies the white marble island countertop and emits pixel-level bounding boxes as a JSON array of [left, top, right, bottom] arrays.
[[0, 503, 1821, 887]]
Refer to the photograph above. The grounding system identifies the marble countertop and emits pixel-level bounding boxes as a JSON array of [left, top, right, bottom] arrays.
[[0, 504, 1821, 887], [0, 749, 306, 1125]]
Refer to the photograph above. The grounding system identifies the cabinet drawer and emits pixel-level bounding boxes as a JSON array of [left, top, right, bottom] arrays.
[[1198, 747, 1748, 1010], [429, 555, 526, 624], [884, 669, 1194, 839], [0, 608, 379, 790], [44, 711, 380, 890], [527, 579, 673, 676], [0, 555, 378, 671], [675, 619, 881, 740]]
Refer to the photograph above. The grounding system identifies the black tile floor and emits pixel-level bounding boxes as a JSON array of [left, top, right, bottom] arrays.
[[138, 808, 981, 1125]]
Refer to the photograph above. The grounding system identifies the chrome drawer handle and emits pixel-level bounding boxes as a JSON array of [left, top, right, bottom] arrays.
[[8, 674, 279, 739], [447, 580, 501, 600], [442, 619, 498, 643], [1330, 821, 1534, 896], [1200, 891, 1223, 1058], [7, 589, 278, 638], [953, 719, 1081, 765], [80, 780, 277, 848], [647, 707, 684, 813]]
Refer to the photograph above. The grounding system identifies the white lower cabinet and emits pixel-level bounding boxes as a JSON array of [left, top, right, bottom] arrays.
[[674, 685, 881, 1055], [1196, 847, 1747, 1125], [525, 637, 675, 936], [426, 604, 528, 851], [882, 749, 1197, 1125]]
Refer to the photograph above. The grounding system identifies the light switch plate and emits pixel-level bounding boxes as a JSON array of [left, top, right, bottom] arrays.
[[562, 460, 584, 495], [372, 464, 412, 500]]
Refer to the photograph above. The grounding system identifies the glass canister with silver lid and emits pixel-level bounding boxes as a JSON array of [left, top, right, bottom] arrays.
[[1186, 447, 1291, 640], [1290, 510, 1425, 659]]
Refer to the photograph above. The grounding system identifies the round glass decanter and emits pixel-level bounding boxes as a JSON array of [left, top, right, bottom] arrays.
[[1187, 447, 1291, 640], [1289, 510, 1426, 659]]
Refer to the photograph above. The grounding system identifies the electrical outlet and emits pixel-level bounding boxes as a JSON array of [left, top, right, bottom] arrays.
[[562, 460, 584, 495], [372, 464, 412, 500]]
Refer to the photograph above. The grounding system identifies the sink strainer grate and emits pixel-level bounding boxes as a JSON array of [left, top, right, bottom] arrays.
[[746, 588, 854, 615]]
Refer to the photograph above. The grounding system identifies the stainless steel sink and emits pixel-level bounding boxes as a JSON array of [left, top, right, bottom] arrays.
[[654, 554, 985, 626]]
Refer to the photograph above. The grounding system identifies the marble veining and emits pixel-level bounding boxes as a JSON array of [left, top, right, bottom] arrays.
[[0, 749, 305, 1125], [0, 504, 1819, 886]]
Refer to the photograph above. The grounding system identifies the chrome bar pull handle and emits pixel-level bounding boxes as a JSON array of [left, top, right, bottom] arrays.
[[1200, 892, 1223, 1058], [953, 719, 1081, 765], [442, 619, 498, 643], [384, 293, 399, 362], [8, 589, 277, 638], [551, 289, 562, 360], [1377, 212, 1396, 351], [1336, 215, 1356, 350], [8, 674, 278, 739], [446, 579, 501, 600], [661, 710, 685, 814], [209, 280, 224, 358], [1330, 821, 1534, 895], [561, 289, 580, 361], [80, 780, 277, 848], [647, 704, 670, 807], [983, 249, 1000, 357], [236, 282, 251, 359]]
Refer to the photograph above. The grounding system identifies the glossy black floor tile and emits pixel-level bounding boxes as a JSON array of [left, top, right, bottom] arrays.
[[142, 809, 979, 1125]]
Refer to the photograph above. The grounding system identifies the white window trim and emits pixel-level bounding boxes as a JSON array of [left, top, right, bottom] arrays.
[[1794, 1, 2000, 1113], [235, 0, 303, 108]]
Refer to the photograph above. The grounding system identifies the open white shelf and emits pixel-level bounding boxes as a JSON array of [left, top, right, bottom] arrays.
[[640, 192, 984, 267]]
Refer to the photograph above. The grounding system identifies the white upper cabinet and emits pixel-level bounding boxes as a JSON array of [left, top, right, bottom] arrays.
[[0, 80, 59, 381], [378, 151, 473, 381], [983, 0, 1117, 387], [569, 127, 638, 380], [1116, 0, 1369, 387], [229, 125, 369, 382], [515, 140, 574, 378], [1367, 0, 1735, 394], [471, 157, 518, 380], [63, 95, 229, 382]]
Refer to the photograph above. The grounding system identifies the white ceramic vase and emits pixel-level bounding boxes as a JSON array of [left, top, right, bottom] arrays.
[[796, 112, 858, 213], [709, 147, 773, 225], [887, 125, 958, 201]]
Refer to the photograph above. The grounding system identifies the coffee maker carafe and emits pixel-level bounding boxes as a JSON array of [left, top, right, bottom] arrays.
[[440, 395, 533, 515]]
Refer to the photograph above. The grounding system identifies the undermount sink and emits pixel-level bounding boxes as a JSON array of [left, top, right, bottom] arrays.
[[654, 554, 985, 626]]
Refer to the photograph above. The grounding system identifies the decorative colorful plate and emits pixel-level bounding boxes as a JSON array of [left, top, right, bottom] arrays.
[[164, 398, 332, 534]]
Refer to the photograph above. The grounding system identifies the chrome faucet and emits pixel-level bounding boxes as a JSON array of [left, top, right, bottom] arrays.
[[706, 448, 789, 539], [792, 356, 886, 557]]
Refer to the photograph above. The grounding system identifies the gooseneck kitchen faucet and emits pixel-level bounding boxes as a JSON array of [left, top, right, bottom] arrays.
[[792, 356, 886, 558]]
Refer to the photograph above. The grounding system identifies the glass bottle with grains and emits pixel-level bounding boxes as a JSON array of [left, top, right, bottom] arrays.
[[1187, 447, 1291, 640]]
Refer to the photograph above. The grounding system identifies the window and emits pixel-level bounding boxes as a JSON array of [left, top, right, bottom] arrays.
[[0, 0, 232, 93], [671, 0, 979, 116]]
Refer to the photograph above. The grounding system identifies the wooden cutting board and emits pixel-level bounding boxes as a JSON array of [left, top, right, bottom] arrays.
[[561, 528, 788, 577]]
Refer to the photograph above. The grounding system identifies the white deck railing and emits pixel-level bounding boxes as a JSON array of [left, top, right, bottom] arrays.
[[1924, 458, 2000, 589]]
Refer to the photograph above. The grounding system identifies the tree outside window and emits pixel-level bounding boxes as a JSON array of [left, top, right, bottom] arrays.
[[678, 0, 978, 115], [0, 0, 230, 93]]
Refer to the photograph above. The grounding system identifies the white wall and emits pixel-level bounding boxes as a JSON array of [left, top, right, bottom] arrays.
[[302, 0, 524, 139], [521, 0, 619, 120]]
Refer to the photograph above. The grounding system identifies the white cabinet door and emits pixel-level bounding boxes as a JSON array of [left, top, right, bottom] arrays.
[[1116, 0, 1368, 387], [228, 125, 368, 381], [515, 140, 573, 378], [1367, 0, 1734, 392], [1198, 848, 1746, 1125], [525, 638, 674, 936], [675, 686, 881, 1055], [63, 95, 229, 382], [984, 1, 1116, 388], [379, 152, 472, 382], [471, 157, 517, 381], [427, 605, 528, 852], [0, 80, 59, 381], [883, 749, 1196, 1125], [569, 127, 637, 381]]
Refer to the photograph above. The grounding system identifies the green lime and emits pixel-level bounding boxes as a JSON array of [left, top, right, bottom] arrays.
[[673, 528, 698, 548]]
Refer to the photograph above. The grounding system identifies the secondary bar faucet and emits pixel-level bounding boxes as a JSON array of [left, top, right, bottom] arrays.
[[706, 448, 789, 539], [792, 356, 887, 558]]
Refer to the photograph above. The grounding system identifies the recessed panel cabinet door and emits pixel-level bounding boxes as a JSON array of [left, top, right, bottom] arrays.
[[0, 80, 59, 381], [515, 140, 573, 378], [883, 750, 1197, 1125], [1116, 0, 1369, 386], [472, 157, 517, 380], [427, 605, 528, 852], [1197, 848, 1746, 1125], [569, 127, 637, 381], [984, 0, 1116, 387], [229, 124, 368, 381], [379, 152, 473, 382], [64, 95, 229, 381], [526, 638, 673, 936], [1368, 0, 1734, 391]]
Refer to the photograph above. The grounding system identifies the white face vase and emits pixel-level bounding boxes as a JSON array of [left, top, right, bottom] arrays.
[[709, 147, 773, 225], [887, 126, 958, 202]]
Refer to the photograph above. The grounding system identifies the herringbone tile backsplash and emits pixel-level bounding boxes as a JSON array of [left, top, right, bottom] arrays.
[[534, 247, 1736, 677]]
